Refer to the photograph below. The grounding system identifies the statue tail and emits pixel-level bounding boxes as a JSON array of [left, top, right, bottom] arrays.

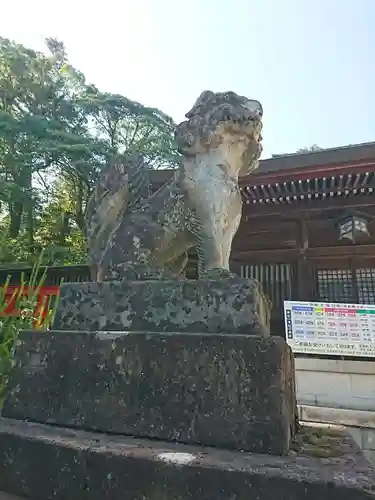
[[84, 154, 150, 279], [126, 155, 151, 210]]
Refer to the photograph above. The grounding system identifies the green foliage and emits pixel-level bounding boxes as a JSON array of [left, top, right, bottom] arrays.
[[272, 145, 323, 157], [0, 36, 178, 266], [81, 90, 180, 169], [296, 145, 322, 153], [0, 253, 60, 405]]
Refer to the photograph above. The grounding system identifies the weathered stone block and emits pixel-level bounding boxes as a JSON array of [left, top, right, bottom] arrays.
[[0, 418, 374, 500], [2, 330, 295, 455], [52, 278, 270, 335]]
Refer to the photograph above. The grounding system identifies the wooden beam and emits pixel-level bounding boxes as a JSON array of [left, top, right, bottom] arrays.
[[313, 256, 375, 269], [234, 243, 375, 262], [244, 195, 375, 219], [236, 220, 297, 235], [307, 244, 375, 258], [239, 215, 375, 236], [232, 249, 299, 263], [234, 229, 298, 250], [243, 205, 375, 224]]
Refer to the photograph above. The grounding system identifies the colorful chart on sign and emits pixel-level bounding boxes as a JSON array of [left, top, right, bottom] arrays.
[[283, 300, 375, 357]]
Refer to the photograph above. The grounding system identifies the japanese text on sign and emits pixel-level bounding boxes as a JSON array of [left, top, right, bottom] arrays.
[[284, 300, 375, 357]]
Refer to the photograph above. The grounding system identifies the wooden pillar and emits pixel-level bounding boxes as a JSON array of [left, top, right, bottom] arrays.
[[295, 218, 314, 301]]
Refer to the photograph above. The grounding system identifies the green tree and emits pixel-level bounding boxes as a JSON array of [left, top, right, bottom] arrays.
[[296, 144, 323, 153], [34, 174, 87, 264], [0, 36, 107, 246], [82, 90, 180, 169], [272, 145, 323, 158], [0, 36, 178, 267]]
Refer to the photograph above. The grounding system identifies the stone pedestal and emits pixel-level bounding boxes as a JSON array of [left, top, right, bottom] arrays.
[[0, 418, 374, 500], [1, 277, 372, 499], [52, 278, 270, 335], [2, 330, 295, 455]]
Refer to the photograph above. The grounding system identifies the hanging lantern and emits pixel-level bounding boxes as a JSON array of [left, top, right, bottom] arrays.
[[337, 212, 371, 243]]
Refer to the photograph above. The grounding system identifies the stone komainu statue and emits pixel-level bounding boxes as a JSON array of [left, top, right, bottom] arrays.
[[85, 90, 263, 281]]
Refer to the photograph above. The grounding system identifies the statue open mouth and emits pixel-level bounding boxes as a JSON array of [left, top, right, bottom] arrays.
[[221, 114, 263, 142], [211, 98, 263, 141]]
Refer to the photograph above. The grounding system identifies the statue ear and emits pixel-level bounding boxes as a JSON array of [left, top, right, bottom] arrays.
[[185, 90, 215, 118]]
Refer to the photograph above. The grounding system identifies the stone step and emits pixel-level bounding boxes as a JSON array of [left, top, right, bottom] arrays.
[[2, 330, 296, 455], [0, 418, 373, 500]]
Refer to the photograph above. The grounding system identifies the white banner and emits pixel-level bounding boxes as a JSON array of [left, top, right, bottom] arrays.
[[284, 300, 375, 358]]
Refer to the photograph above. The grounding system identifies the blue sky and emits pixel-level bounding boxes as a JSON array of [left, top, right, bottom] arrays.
[[1, 0, 374, 158]]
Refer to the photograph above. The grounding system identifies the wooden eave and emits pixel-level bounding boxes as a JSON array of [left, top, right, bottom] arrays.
[[245, 158, 375, 185], [241, 169, 375, 206]]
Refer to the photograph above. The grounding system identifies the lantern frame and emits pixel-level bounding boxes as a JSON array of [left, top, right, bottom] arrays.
[[336, 211, 371, 243]]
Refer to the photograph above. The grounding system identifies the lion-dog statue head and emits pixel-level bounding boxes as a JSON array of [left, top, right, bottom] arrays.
[[175, 90, 263, 177]]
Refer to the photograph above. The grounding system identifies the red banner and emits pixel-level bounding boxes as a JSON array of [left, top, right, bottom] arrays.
[[1, 285, 60, 319]]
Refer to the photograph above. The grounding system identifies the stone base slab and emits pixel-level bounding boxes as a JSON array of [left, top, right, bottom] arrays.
[[2, 330, 295, 455], [0, 493, 25, 500], [298, 405, 375, 429], [0, 418, 373, 500], [52, 278, 270, 334]]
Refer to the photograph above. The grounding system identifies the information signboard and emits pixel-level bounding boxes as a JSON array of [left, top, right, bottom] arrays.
[[284, 300, 375, 357]]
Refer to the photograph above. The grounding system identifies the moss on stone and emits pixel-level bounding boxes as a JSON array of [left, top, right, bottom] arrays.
[[292, 424, 347, 458]]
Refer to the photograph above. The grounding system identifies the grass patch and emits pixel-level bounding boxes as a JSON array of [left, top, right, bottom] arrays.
[[0, 252, 61, 406]]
